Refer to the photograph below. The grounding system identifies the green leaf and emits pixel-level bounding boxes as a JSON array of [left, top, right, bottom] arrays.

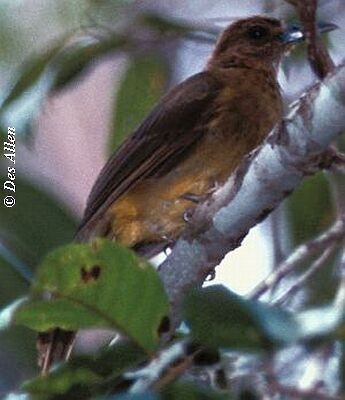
[[27, 369, 100, 399], [23, 341, 145, 399], [162, 381, 230, 400], [185, 286, 345, 350], [184, 285, 300, 350], [140, 13, 196, 35], [109, 54, 170, 152], [0, 34, 126, 138], [97, 382, 229, 400], [0, 253, 31, 307], [0, 326, 37, 395], [0, 175, 75, 309], [52, 35, 127, 91], [339, 341, 345, 392], [0, 175, 77, 270], [0, 242, 33, 285], [287, 172, 334, 246], [0, 38, 68, 137], [16, 240, 169, 352], [285, 172, 338, 306], [104, 396, 156, 400], [98, 394, 157, 400], [0, 300, 38, 387], [79, 0, 136, 27], [1, 39, 66, 110], [286, 172, 338, 305]]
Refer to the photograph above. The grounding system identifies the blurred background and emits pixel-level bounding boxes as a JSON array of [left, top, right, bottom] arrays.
[[0, 0, 344, 395]]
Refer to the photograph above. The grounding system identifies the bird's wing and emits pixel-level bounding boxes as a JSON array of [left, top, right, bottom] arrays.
[[76, 71, 221, 240]]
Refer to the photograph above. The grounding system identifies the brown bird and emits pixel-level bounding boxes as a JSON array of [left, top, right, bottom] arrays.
[[37, 16, 336, 373]]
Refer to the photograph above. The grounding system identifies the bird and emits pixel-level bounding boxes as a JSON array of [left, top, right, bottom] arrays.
[[37, 15, 336, 374]]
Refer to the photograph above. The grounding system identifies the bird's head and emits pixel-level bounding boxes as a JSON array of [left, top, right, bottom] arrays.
[[208, 16, 336, 71]]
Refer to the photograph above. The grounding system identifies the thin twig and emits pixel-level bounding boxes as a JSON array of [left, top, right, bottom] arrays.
[[249, 215, 345, 300], [269, 207, 287, 268], [152, 352, 197, 391], [333, 248, 345, 307], [299, 345, 336, 396], [265, 343, 338, 399], [273, 244, 336, 306], [127, 340, 195, 393], [286, 0, 335, 78], [271, 382, 340, 400]]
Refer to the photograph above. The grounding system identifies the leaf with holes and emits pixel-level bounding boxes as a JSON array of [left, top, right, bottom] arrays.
[[15, 240, 169, 352]]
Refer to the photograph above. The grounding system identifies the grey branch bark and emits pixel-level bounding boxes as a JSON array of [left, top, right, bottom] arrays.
[[158, 62, 345, 331]]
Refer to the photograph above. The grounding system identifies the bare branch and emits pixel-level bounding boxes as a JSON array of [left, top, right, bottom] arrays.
[[159, 63, 345, 332], [249, 215, 345, 300], [127, 340, 199, 393], [127, 341, 185, 393], [298, 344, 337, 397], [270, 381, 340, 400], [334, 248, 345, 307], [273, 244, 336, 306]]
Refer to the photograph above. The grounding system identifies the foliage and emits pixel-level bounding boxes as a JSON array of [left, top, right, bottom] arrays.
[[15, 240, 169, 352], [2, 259, 345, 399], [0, 4, 203, 394]]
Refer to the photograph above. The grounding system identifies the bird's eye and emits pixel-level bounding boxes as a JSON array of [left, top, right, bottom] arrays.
[[247, 25, 269, 39]]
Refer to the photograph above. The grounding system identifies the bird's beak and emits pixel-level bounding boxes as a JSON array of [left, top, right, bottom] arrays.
[[280, 21, 338, 44]]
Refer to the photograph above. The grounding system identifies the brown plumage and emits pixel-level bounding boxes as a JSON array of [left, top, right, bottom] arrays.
[[75, 17, 287, 252], [38, 15, 311, 373]]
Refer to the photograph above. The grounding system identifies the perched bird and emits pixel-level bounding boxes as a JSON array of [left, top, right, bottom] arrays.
[[38, 15, 336, 373]]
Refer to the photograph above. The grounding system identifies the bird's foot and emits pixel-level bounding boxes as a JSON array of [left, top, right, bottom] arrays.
[[183, 207, 195, 222], [161, 235, 175, 256], [207, 180, 221, 195]]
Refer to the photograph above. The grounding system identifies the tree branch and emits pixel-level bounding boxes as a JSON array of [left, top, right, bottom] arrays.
[[273, 244, 336, 306], [334, 247, 345, 307], [269, 381, 340, 400], [127, 340, 196, 393], [249, 214, 345, 300], [159, 62, 345, 331], [285, 0, 335, 79]]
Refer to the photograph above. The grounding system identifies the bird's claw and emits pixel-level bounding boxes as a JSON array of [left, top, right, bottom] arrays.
[[180, 192, 207, 204]]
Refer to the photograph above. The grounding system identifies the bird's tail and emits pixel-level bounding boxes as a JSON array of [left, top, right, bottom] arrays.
[[37, 328, 75, 375]]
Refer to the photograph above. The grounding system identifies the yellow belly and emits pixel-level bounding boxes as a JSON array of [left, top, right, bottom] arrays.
[[107, 132, 260, 247]]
